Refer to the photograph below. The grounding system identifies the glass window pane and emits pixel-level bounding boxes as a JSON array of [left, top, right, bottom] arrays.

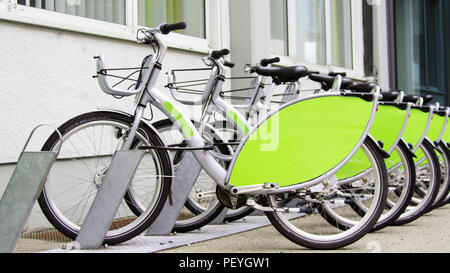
[[395, 0, 446, 103], [17, 0, 127, 25], [294, 0, 326, 65], [363, 0, 374, 76], [269, 0, 288, 56], [330, 0, 353, 69], [137, 0, 206, 38]]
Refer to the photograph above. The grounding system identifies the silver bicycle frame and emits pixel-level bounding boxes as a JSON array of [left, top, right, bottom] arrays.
[[96, 30, 382, 196]]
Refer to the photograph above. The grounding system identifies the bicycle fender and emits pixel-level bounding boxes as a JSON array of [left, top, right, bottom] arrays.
[[369, 103, 411, 155]]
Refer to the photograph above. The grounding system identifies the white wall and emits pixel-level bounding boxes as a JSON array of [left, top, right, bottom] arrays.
[[0, 20, 211, 164], [0, 19, 218, 232]]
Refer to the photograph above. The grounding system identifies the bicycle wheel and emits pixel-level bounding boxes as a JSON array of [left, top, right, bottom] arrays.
[[179, 119, 258, 223], [392, 139, 440, 225], [264, 138, 388, 250], [346, 141, 416, 231], [150, 119, 227, 233], [426, 141, 450, 211], [442, 142, 450, 206], [440, 142, 450, 205], [38, 111, 172, 245]]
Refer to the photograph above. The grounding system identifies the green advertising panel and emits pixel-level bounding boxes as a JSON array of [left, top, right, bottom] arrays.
[[227, 95, 373, 188]]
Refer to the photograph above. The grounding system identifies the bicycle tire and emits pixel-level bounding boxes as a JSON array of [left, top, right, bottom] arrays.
[[38, 111, 172, 245], [346, 141, 416, 231], [392, 138, 441, 226], [150, 119, 228, 233], [426, 141, 450, 211], [264, 138, 388, 250]]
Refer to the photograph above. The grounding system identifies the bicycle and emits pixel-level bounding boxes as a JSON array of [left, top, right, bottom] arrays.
[[156, 54, 288, 230], [39, 22, 389, 249], [294, 74, 416, 232]]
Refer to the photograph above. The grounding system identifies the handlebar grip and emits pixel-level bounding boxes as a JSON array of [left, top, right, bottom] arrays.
[[224, 61, 235, 68], [329, 72, 347, 77], [260, 57, 280, 67], [160, 22, 187, 35], [211, 49, 230, 60]]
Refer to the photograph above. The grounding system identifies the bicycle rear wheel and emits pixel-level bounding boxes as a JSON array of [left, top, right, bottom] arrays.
[[150, 119, 228, 232], [38, 111, 172, 245], [346, 141, 416, 231], [392, 139, 440, 225], [264, 138, 388, 250], [426, 141, 450, 211]]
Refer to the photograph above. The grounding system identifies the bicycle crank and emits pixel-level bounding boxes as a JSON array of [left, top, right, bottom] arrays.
[[216, 186, 248, 210]]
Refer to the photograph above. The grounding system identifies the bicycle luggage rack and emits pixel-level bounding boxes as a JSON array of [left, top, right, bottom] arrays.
[[0, 125, 62, 253], [166, 67, 259, 110]]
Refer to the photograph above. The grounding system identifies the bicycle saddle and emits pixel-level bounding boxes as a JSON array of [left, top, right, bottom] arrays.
[[347, 82, 378, 93], [403, 95, 421, 104], [308, 73, 353, 90], [255, 66, 309, 84], [379, 91, 400, 102]]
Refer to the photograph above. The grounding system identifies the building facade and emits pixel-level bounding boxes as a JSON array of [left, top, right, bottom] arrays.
[[0, 0, 448, 230]]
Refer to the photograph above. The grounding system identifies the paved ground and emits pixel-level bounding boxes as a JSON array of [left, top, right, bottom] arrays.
[[13, 204, 450, 253], [14, 239, 60, 253], [160, 205, 450, 253]]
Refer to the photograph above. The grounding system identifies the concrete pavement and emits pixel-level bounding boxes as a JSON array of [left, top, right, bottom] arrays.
[[12, 204, 450, 253], [160, 205, 450, 253]]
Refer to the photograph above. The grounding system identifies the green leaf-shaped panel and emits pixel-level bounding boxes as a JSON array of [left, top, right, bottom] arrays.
[[227, 96, 373, 188]]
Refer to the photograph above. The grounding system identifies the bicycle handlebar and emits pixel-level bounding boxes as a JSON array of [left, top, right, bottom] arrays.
[[211, 49, 230, 60], [160, 22, 187, 35], [329, 72, 347, 77], [223, 61, 235, 68], [260, 57, 280, 67]]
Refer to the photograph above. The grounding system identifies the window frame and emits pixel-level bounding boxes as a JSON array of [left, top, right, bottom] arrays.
[[271, 0, 366, 80], [0, 0, 222, 54]]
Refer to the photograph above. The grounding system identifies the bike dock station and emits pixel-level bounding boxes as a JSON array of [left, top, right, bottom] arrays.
[[146, 152, 204, 236], [75, 150, 145, 249], [0, 125, 60, 253]]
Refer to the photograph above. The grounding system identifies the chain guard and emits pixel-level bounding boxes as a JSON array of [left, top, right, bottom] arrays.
[[216, 186, 248, 210]]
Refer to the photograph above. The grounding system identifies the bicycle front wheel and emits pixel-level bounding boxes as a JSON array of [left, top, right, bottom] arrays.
[[38, 111, 172, 245]]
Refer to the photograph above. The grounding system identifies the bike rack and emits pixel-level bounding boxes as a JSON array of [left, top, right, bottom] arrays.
[[75, 150, 145, 249], [0, 125, 61, 253], [146, 152, 203, 236]]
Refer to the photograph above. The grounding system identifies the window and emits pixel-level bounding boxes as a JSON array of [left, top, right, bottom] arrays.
[[270, 0, 288, 56], [329, 0, 353, 69], [270, 0, 362, 72], [17, 0, 127, 25], [363, 0, 375, 76], [395, 0, 447, 103], [15, 0, 207, 39], [137, 0, 206, 38], [294, 0, 326, 65]]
